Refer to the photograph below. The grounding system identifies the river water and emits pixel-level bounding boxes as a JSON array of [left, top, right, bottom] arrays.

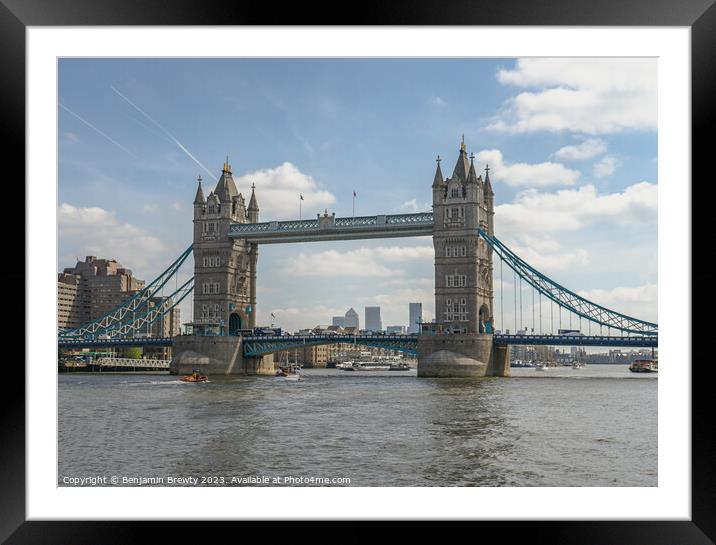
[[58, 365, 656, 487]]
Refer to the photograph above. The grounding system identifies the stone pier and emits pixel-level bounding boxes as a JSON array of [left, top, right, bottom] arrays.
[[417, 333, 510, 377], [170, 335, 274, 376]]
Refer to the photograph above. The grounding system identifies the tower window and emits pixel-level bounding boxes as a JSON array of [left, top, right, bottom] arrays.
[[450, 187, 460, 198]]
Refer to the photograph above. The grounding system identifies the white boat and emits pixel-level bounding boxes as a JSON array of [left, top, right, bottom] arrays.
[[342, 352, 408, 371], [354, 362, 391, 370], [535, 362, 549, 371], [276, 351, 304, 381]]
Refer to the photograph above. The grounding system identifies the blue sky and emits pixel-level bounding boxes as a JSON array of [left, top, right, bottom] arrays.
[[58, 58, 657, 332]]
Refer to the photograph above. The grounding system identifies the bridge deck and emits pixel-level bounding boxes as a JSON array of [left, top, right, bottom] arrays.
[[229, 212, 434, 243]]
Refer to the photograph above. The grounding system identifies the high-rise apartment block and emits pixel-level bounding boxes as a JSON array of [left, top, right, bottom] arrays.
[[57, 256, 180, 337]]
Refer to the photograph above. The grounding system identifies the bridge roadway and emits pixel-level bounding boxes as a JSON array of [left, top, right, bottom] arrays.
[[59, 333, 658, 352]]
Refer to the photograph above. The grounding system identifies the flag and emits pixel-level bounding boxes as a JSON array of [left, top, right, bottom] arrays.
[[300, 194, 304, 200], [270, 313, 275, 319], [353, 191, 357, 197]]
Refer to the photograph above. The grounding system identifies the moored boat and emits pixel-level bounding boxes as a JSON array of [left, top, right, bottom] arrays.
[[628, 359, 658, 373], [275, 352, 305, 381]]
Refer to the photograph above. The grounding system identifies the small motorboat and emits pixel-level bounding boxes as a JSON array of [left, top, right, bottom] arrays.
[[181, 371, 208, 382]]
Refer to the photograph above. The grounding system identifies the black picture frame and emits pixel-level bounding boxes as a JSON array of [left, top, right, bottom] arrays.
[[3, 0, 712, 542]]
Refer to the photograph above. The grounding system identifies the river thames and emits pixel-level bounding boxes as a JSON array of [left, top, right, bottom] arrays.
[[58, 365, 656, 487]]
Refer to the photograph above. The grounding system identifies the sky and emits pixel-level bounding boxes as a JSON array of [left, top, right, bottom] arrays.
[[58, 58, 658, 333]]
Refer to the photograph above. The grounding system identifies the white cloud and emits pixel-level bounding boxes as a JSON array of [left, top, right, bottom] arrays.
[[288, 245, 434, 278], [508, 244, 590, 272], [554, 138, 607, 161], [428, 95, 445, 107], [58, 203, 166, 273], [488, 58, 657, 134], [475, 149, 580, 188], [234, 162, 336, 220], [593, 155, 618, 178], [399, 198, 419, 212], [496, 182, 657, 235], [577, 282, 658, 323]]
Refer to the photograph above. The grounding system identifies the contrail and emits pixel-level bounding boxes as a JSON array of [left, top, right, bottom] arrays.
[[59, 103, 138, 159], [110, 85, 216, 179]]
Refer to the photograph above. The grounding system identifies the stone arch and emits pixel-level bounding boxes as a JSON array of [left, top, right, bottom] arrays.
[[229, 312, 243, 335], [479, 304, 492, 334]]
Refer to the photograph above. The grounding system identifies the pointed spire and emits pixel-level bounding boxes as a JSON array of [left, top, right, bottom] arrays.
[[467, 152, 478, 183], [451, 136, 470, 182], [484, 164, 494, 195], [432, 155, 444, 187], [193, 175, 205, 204], [215, 158, 239, 202], [248, 182, 259, 211]]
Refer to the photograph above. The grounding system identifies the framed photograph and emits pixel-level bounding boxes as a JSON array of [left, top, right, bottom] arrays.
[[5, 0, 712, 541]]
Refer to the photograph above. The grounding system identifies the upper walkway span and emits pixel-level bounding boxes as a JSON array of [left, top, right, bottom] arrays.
[[229, 212, 434, 243]]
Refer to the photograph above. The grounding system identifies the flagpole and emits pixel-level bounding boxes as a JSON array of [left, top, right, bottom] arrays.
[[299, 196, 302, 220], [352, 191, 355, 219]]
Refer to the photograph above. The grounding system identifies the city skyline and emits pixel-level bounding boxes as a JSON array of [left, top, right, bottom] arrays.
[[58, 58, 657, 332]]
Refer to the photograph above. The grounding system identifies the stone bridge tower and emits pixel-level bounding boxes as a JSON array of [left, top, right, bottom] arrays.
[[171, 158, 273, 376], [191, 158, 258, 335], [432, 137, 494, 334], [418, 138, 509, 377]]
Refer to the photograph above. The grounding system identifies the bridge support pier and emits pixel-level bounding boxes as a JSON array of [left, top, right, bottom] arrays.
[[170, 335, 274, 376], [417, 333, 510, 378]]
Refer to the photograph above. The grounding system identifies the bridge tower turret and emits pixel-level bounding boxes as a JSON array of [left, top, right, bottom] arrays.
[[431, 137, 494, 335], [191, 158, 257, 335], [419, 137, 507, 377]]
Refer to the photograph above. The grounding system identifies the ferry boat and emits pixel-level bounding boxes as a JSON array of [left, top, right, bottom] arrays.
[[628, 359, 658, 373], [340, 352, 407, 371], [343, 361, 391, 371]]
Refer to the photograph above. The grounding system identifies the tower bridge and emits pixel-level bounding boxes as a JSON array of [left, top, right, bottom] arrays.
[[59, 140, 657, 377]]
